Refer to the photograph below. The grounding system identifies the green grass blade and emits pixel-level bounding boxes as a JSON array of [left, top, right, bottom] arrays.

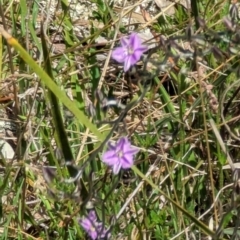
[[0, 28, 104, 141], [132, 165, 215, 237], [40, 23, 74, 163], [154, 76, 176, 132]]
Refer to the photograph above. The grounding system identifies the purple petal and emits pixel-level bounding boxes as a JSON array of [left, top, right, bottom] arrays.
[[89, 230, 98, 240], [121, 138, 132, 152], [124, 57, 132, 72], [124, 147, 139, 156], [102, 149, 116, 159], [129, 33, 142, 50], [112, 161, 122, 174], [120, 36, 130, 47], [120, 137, 130, 144], [96, 223, 110, 239], [118, 137, 139, 155], [80, 210, 97, 230], [121, 155, 134, 169], [79, 211, 110, 240], [103, 157, 119, 167], [108, 142, 117, 151], [131, 48, 146, 63], [96, 223, 105, 235], [88, 211, 97, 221], [137, 46, 148, 53], [102, 152, 119, 165], [116, 137, 127, 151], [123, 149, 138, 164], [80, 219, 91, 230], [112, 47, 127, 63]]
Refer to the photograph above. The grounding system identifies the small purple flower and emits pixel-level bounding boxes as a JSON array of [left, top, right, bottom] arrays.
[[112, 33, 148, 72], [79, 211, 109, 240], [102, 137, 139, 174]]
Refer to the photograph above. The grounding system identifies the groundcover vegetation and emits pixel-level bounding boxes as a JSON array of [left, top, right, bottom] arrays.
[[1, 0, 240, 239]]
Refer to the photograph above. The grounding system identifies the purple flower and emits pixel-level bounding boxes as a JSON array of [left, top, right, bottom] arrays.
[[79, 211, 109, 240], [112, 33, 148, 72], [102, 137, 139, 174]]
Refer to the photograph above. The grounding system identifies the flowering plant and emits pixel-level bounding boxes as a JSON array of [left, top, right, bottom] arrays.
[[79, 210, 109, 240], [112, 33, 148, 72], [102, 137, 139, 174]]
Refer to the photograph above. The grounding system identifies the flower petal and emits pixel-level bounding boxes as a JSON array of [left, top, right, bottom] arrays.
[[131, 48, 147, 63], [102, 149, 116, 159], [121, 136, 129, 144], [120, 36, 130, 47], [112, 161, 122, 174], [124, 147, 139, 156], [137, 46, 148, 53], [108, 142, 117, 151], [116, 137, 127, 151], [121, 138, 132, 152], [89, 230, 98, 240], [88, 211, 97, 221], [124, 57, 132, 72], [129, 33, 142, 50], [112, 47, 126, 63], [79, 211, 109, 240], [102, 152, 119, 166], [80, 219, 91, 230], [121, 155, 134, 169]]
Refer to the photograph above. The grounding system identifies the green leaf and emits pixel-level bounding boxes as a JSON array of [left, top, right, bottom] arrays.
[[0, 28, 104, 142]]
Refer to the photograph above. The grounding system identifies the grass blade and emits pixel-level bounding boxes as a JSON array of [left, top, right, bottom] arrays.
[[0, 27, 104, 141]]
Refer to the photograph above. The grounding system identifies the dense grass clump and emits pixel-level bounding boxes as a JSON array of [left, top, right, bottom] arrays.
[[1, 0, 240, 239]]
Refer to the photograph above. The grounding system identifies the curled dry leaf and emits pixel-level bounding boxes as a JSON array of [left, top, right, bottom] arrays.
[[0, 139, 14, 159]]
